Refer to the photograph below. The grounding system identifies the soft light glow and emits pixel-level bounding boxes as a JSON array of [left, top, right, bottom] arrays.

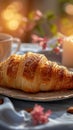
[[14, 14, 23, 22], [8, 1, 23, 11], [1, 1, 23, 31], [65, 3, 73, 15], [6, 20, 20, 30], [2, 9, 14, 20], [60, 18, 73, 36]]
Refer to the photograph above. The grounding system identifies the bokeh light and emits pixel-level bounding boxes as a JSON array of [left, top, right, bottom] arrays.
[[6, 20, 20, 31], [1, 1, 23, 31], [65, 3, 73, 15], [2, 9, 14, 20]]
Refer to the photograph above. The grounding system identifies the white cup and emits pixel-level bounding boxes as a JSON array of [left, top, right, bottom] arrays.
[[0, 33, 21, 61]]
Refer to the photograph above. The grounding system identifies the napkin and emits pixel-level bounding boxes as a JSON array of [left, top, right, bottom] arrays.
[[0, 96, 73, 130]]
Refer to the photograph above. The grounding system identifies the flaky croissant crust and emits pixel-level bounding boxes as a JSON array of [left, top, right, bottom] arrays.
[[0, 52, 73, 93]]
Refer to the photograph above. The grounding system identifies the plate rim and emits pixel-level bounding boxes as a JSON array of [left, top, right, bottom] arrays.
[[0, 87, 73, 102]]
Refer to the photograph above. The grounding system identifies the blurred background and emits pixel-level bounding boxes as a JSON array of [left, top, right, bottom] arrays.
[[0, 0, 73, 43]]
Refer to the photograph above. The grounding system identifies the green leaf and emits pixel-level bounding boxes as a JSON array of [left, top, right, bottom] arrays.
[[28, 11, 34, 20], [45, 11, 55, 21], [59, 0, 73, 4], [50, 24, 57, 35], [35, 24, 45, 36]]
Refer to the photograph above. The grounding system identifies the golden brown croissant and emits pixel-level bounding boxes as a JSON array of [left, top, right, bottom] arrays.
[[0, 52, 73, 93]]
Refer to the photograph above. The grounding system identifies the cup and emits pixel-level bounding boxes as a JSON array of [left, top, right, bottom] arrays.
[[0, 33, 21, 62]]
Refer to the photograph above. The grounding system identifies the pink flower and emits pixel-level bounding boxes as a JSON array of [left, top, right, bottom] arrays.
[[30, 104, 52, 125], [58, 37, 63, 44], [33, 10, 43, 21], [31, 34, 40, 43], [31, 34, 48, 50], [39, 37, 48, 50], [22, 17, 28, 23]]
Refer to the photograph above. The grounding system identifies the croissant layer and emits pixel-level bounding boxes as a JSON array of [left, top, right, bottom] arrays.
[[0, 52, 73, 93]]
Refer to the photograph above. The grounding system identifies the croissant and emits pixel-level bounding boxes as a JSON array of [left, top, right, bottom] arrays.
[[0, 52, 73, 93]]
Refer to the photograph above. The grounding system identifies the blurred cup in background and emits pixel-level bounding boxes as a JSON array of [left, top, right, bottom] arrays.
[[0, 33, 21, 62]]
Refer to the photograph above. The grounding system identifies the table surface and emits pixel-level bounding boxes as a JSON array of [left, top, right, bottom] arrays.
[[0, 43, 73, 130]]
